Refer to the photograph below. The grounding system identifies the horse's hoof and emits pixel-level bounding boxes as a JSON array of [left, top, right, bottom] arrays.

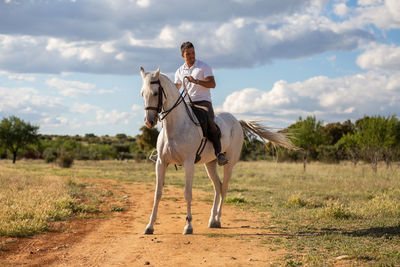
[[208, 221, 221, 228], [183, 226, 193, 235], [144, 228, 154, 235]]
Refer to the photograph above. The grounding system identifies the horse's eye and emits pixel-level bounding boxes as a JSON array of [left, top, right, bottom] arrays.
[[153, 92, 158, 96]]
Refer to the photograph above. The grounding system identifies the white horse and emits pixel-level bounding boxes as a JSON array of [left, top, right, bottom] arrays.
[[140, 67, 296, 235]]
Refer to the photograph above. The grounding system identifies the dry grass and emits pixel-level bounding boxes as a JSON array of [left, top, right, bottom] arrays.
[[0, 160, 113, 237], [0, 164, 74, 237]]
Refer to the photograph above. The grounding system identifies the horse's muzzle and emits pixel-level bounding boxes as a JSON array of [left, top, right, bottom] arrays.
[[144, 113, 158, 128], [145, 119, 155, 128]]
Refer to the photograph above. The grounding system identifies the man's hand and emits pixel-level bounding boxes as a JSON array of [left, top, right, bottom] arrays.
[[185, 76, 197, 84]]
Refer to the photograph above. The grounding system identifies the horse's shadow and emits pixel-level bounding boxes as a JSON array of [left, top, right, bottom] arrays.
[[221, 225, 400, 238], [343, 225, 400, 238], [296, 225, 400, 238]]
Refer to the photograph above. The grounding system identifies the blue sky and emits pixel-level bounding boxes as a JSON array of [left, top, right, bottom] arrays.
[[0, 0, 399, 136]]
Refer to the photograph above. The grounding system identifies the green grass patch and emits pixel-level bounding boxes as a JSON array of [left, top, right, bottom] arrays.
[[163, 196, 180, 202], [110, 206, 125, 212], [225, 196, 247, 204], [203, 233, 235, 238]]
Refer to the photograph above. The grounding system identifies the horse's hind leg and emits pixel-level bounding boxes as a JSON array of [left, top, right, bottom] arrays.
[[144, 160, 167, 234], [204, 160, 222, 228]]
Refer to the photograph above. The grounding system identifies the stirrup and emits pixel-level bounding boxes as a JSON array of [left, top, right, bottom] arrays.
[[149, 149, 158, 163], [217, 153, 229, 166]]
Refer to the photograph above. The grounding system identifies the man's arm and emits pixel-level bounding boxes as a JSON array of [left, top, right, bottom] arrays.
[[175, 83, 181, 90], [186, 75, 216, 88]]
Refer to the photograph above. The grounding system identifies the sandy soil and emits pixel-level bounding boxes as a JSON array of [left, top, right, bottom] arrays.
[[0, 180, 285, 266]]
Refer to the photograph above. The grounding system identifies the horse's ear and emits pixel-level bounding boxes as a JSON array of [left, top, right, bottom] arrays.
[[155, 67, 160, 80], [140, 66, 145, 79]]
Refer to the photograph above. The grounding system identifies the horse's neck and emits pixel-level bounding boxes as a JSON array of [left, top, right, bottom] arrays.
[[160, 76, 194, 137]]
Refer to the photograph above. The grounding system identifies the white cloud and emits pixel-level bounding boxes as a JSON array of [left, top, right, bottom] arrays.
[[46, 77, 96, 97], [345, 0, 400, 30], [220, 70, 400, 126], [334, 3, 349, 17], [71, 103, 100, 114], [0, 86, 66, 125], [131, 104, 142, 112], [358, 0, 383, 6], [0, 1, 381, 74], [98, 88, 117, 94], [46, 38, 97, 61], [70, 102, 138, 126], [95, 109, 131, 125], [136, 0, 150, 8], [357, 43, 400, 71], [0, 71, 36, 82], [8, 74, 36, 82], [385, 0, 400, 23]]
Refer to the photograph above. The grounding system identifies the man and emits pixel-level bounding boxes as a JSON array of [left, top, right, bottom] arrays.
[[174, 41, 229, 166]]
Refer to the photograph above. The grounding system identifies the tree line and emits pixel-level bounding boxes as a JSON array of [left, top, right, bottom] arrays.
[[243, 115, 400, 172], [1, 115, 399, 171], [0, 116, 159, 167]]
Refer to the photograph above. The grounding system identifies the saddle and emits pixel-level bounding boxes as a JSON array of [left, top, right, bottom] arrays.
[[190, 104, 221, 163], [190, 104, 221, 140]]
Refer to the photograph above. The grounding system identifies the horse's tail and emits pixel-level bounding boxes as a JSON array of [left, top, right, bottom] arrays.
[[239, 120, 298, 150]]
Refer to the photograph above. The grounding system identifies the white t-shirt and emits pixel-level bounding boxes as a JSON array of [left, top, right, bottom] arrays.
[[174, 60, 214, 102]]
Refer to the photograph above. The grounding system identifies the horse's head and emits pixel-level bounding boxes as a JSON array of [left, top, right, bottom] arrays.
[[140, 66, 163, 128]]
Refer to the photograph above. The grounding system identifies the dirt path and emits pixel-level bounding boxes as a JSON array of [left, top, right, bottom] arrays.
[[1, 180, 285, 266]]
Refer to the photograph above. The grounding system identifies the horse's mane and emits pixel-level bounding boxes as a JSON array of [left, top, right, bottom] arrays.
[[159, 73, 180, 99]]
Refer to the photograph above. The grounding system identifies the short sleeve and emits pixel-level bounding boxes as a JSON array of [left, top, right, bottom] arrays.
[[174, 68, 182, 84], [203, 63, 213, 78]]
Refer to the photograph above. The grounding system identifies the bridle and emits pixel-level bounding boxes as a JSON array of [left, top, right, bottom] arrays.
[[144, 79, 187, 121], [144, 80, 167, 114], [144, 78, 200, 125]]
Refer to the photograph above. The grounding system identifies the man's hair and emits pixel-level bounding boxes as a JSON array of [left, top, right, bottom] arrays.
[[181, 42, 194, 54]]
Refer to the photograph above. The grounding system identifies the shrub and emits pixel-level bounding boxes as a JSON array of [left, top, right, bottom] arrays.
[[43, 147, 58, 163], [286, 195, 308, 208], [58, 152, 74, 168], [322, 202, 353, 220]]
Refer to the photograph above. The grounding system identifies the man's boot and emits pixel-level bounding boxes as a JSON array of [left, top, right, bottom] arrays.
[[217, 153, 229, 166]]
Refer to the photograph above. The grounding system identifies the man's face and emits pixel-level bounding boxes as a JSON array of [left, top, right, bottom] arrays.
[[182, 47, 195, 67]]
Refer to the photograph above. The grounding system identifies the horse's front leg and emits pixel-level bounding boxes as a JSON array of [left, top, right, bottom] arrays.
[[183, 161, 195, 235], [144, 159, 167, 234], [204, 160, 222, 228]]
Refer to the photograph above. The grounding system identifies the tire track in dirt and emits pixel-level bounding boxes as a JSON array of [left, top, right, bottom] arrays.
[[1, 181, 285, 266]]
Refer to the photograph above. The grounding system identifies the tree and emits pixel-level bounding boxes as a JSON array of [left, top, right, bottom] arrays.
[[113, 143, 130, 160], [337, 133, 361, 165], [324, 120, 354, 145], [136, 126, 159, 152], [353, 115, 399, 172], [240, 136, 268, 161], [115, 133, 128, 142], [0, 116, 39, 163], [289, 116, 326, 171]]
